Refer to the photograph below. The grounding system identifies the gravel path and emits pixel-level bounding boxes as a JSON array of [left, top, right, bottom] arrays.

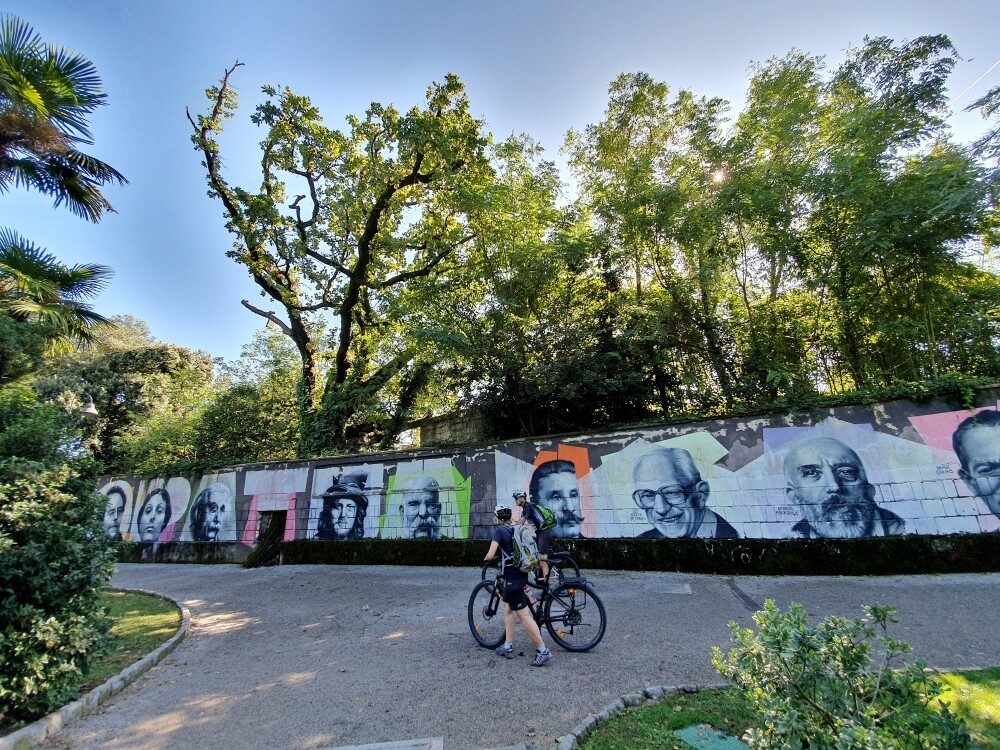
[[39, 564, 1000, 750]]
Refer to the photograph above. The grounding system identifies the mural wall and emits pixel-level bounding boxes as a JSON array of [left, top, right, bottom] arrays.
[[99, 396, 1000, 544]]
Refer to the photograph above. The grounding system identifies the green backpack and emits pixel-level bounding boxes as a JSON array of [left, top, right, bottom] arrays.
[[534, 503, 557, 532]]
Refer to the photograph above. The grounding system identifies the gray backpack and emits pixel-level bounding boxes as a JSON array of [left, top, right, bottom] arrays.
[[510, 524, 540, 573]]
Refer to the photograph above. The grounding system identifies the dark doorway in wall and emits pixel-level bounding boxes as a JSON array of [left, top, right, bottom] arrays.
[[244, 510, 286, 568]]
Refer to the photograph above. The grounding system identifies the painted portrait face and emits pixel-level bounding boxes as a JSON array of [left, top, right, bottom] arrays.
[[400, 477, 441, 539], [784, 438, 876, 539], [138, 491, 170, 542], [956, 422, 1000, 518], [632, 452, 706, 538], [191, 484, 230, 541], [535, 469, 583, 538], [333, 497, 358, 539], [102, 490, 126, 538]]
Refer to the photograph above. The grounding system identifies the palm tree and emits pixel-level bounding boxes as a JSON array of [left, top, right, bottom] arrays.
[[0, 227, 112, 352], [0, 14, 126, 221]]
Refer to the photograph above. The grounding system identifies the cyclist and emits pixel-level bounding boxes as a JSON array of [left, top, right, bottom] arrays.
[[483, 502, 553, 666], [512, 489, 552, 584]]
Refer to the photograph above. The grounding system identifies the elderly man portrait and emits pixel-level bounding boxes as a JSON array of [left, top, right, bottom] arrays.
[[632, 447, 738, 539], [952, 409, 1000, 520], [399, 475, 443, 539], [783, 436, 904, 539], [315, 473, 368, 540], [188, 482, 232, 542]]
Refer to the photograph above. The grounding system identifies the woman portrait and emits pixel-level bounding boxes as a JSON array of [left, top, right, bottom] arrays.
[[136, 487, 171, 542]]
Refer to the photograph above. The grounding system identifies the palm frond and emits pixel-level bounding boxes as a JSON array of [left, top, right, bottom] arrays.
[[0, 227, 112, 307], [57, 262, 112, 299], [44, 158, 116, 220], [64, 149, 127, 185], [0, 155, 46, 193], [0, 228, 62, 297], [0, 14, 123, 218], [7, 150, 122, 220], [0, 63, 46, 114]]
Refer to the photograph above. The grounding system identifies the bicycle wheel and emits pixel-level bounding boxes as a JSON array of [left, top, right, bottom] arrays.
[[468, 580, 506, 649], [548, 555, 581, 584], [480, 560, 500, 582], [543, 580, 606, 652]]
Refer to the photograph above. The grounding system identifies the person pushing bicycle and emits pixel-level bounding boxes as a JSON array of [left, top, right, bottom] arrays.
[[512, 489, 553, 584], [483, 502, 553, 666]]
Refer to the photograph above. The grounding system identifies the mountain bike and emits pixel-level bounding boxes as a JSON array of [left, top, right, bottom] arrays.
[[480, 550, 582, 583], [468, 566, 606, 652]]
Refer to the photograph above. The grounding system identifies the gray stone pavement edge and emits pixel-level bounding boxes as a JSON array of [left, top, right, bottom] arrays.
[[10, 565, 1000, 750]]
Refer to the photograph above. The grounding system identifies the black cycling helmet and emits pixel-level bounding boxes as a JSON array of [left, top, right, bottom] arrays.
[[494, 502, 512, 521]]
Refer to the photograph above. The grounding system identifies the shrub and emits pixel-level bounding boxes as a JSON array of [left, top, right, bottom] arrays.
[[0, 392, 116, 726], [711, 600, 972, 750]]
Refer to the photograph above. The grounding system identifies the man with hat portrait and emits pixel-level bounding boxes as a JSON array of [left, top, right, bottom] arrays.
[[315, 472, 369, 540]]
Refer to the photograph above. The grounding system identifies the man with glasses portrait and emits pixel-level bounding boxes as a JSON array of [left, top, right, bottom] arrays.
[[952, 409, 1000, 522], [631, 447, 739, 539]]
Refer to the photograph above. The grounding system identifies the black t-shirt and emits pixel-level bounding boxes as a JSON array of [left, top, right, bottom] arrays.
[[491, 523, 527, 584], [522, 501, 544, 530]]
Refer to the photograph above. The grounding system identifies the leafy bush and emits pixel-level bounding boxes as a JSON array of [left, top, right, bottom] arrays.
[[0, 392, 116, 726], [711, 600, 972, 750], [0, 387, 69, 466]]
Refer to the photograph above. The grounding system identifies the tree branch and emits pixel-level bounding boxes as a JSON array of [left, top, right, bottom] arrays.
[[240, 299, 292, 336], [381, 232, 476, 287]]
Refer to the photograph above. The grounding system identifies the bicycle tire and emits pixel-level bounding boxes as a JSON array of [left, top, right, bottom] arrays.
[[480, 560, 500, 581], [549, 555, 581, 583], [468, 580, 506, 649], [543, 580, 606, 652]]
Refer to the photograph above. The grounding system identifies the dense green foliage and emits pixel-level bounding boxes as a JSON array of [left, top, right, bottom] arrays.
[[0, 16, 119, 726], [33, 316, 214, 475], [0, 390, 116, 725], [579, 670, 1000, 750], [713, 601, 972, 749], [190, 64, 505, 456], [0, 229, 113, 355], [184, 34, 999, 456], [192, 325, 299, 466], [272, 534, 1000, 575]]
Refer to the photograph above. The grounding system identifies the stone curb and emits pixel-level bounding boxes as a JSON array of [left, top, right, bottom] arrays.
[[0, 588, 190, 750], [553, 681, 732, 750], [327, 740, 444, 749]]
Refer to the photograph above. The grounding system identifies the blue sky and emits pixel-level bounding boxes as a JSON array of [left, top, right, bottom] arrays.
[[5, 0, 999, 364]]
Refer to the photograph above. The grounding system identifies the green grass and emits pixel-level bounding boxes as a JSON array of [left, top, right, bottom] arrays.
[[577, 688, 756, 750], [934, 667, 1000, 750], [579, 669, 1000, 750], [82, 590, 181, 690]]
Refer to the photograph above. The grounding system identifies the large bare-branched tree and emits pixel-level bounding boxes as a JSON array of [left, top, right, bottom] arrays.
[[189, 64, 495, 454]]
